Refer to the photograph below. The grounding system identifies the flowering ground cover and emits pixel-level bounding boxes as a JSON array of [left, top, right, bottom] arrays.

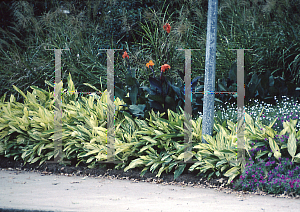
[[197, 96, 300, 195]]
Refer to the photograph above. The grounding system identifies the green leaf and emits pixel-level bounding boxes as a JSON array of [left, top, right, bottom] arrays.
[[115, 86, 126, 100], [161, 154, 170, 162], [216, 159, 228, 168], [165, 95, 175, 105], [245, 112, 254, 130], [83, 83, 99, 92], [79, 149, 100, 157], [129, 84, 138, 105], [37, 143, 45, 156], [224, 166, 240, 184], [142, 136, 158, 144], [294, 153, 300, 159], [12, 85, 28, 102], [174, 163, 186, 180], [168, 161, 177, 172], [207, 172, 214, 180], [129, 104, 146, 117], [287, 133, 297, 158], [124, 158, 144, 172], [125, 74, 136, 86], [156, 165, 168, 177], [218, 83, 228, 92], [148, 95, 164, 103], [177, 151, 193, 161], [85, 156, 95, 163], [140, 167, 149, 176], [255, 151, 268, 160], [221, 164, 229, 172], [150, 162, 160, 173], [269, 137, 281, 160]]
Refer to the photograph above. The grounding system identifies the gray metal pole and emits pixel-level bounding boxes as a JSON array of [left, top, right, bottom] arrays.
[[202, 0, 218, 143]]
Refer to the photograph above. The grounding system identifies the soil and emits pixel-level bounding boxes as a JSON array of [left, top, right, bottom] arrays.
[[0, 155, 299, 200]]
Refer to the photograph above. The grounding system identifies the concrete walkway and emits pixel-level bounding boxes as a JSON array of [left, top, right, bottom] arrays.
[[0, 169, 299, 212]]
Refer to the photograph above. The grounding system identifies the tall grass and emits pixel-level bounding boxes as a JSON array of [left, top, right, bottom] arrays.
[[0, 0, 299, 104]]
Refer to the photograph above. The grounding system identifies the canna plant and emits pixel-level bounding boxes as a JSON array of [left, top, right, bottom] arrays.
[[116, 22, 205, 120], [114, 51, 152, 119], [115, 21, 222, 120]]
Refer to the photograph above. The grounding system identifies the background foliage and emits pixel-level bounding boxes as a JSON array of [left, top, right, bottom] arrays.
[[0, 0, 299, 109]]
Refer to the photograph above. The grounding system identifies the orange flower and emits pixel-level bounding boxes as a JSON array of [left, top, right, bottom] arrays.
[[122, 51, 129, 59], [161, 64, 170, 72], [146, 60, 154, 68], [163, 23, 171, 33]]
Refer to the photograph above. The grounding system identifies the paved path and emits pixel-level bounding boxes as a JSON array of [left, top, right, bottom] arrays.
[[0, 169, 299, 212]]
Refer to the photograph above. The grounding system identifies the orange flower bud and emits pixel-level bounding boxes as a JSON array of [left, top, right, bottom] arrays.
[[161, 64, 170, 72], [122, 51, 129, 59], [146, 60, 154, 68], [163, 23, 171, 33]]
